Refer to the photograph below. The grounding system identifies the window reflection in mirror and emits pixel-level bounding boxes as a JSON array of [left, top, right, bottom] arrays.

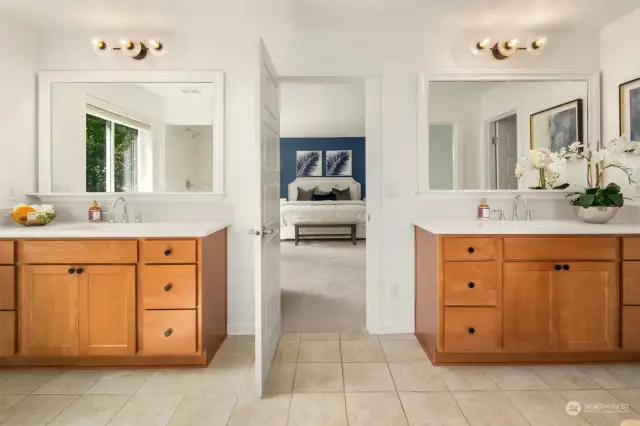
[[427, 80, 588, 190], [51, 82, 215, 193]]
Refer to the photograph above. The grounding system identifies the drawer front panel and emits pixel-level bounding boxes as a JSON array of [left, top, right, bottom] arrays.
[[143, 310, 197, 355], [443, 262, 498, 306], [623, 262, 640, 305], [0, 266, 15, 310], [142, 265, 197, 309], [0, 311, 15, 356], [624, 238, 640, 260], [504, 237, 618, 261], [0, 241, 14, 264], [442, 238, 497, 261], [20, 241, 138, 264], [622, 306, 640, 350], [444, 307, 501, 352], [141, 240, 196, 264]]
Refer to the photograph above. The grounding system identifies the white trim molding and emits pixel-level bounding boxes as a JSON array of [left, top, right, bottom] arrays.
[[417, 70, 601, 194], [37, 70, 226, 194]]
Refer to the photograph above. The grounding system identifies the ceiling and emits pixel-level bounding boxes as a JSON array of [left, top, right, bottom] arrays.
[[0, 0, 637, 32]]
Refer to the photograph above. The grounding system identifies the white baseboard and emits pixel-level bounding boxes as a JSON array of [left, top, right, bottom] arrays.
[[228, 323, 255, 335], [378, 323, 414, 334]]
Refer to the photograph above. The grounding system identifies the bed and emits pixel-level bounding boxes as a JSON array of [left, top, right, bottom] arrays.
[[280, 177, 366, 241]]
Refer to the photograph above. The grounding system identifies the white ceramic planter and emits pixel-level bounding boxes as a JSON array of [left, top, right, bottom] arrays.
[[573, 206, 620, 224]]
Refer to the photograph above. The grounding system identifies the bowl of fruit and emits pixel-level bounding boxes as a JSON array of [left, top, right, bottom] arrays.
[[11, 204, 56, 227]]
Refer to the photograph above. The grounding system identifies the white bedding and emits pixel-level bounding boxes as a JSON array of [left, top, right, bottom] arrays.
[[281, 200, 366, 226]]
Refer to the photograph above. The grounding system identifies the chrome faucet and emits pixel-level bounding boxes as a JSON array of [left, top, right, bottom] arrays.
[[512, 194, 528, 221], [111, 196, 129, 223]]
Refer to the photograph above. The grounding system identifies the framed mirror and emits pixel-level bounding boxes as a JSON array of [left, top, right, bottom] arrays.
[[417, 72, 600, 192], [37, 71, 225, 194]]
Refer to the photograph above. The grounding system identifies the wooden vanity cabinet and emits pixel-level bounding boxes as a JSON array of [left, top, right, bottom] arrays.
[[1, 229, 227, 367], [416, 230, 627, 365], [622, 237, 640, 350]]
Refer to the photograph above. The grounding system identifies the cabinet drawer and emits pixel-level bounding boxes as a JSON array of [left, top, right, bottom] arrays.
[[623, 262, 640, 305], [504, 237, 618, 260], [0, 266, 15, 310], [143, 310, 197, 354], [140, 240, 196, 264], [20, 240, 138, 264], [622, 306, 640, 350], [0, 241, 14, 264], [624, 238, 640, 260], [0, 311, 15, 356], [444, 307, 501, 352], [443, 262, 498, 306], [442, 238, 497, 261], [142, 265, 196, 309]]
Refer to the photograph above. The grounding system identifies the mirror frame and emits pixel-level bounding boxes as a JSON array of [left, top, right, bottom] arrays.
[[37, 70, 226, 195], [416, 71, 600, 194]]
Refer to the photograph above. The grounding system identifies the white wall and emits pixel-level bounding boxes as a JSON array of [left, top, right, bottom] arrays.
[[165, 125, 214, 192], [0, 16, 37, 213], [280, 81, 365, 137]]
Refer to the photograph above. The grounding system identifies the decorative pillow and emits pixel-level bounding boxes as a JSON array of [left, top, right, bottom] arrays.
[[297, 187, 315, 201], [313, 192, 337, 201], [332, 187, 352, 201]]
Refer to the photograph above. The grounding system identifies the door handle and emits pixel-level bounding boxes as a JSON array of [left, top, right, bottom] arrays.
[[262, 228, 274, 235], [247, 229, 261, 236]]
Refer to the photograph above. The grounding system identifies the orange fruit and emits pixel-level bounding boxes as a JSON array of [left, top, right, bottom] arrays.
[[12, 206, 36, 225]]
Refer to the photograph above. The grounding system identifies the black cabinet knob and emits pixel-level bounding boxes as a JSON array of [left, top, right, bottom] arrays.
[[76, 267, 84, 275], [68, 268, 76, 275], [555, 265, 562, 271], [164, 249, 172, 256], [563, 264, 570, 271], [164, 283, 173, 292], [468, 327, 476, 334], [468, 282, 475, 289], [164, 329, 173, 338], [467, 247, 475, 254]]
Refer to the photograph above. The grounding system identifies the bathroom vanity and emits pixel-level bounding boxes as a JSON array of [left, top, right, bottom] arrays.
[[414, 220, 640, 365], [0, 222, 229, 367]]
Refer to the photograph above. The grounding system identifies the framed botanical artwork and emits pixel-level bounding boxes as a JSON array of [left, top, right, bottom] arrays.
[[326, 150, 352, 176], [530, 99, 584, 152], [296, 150, 322, 176], [620, 77, 640, 140]]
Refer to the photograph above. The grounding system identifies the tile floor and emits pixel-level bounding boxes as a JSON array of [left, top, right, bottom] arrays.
[[2, 334, 640, 425]]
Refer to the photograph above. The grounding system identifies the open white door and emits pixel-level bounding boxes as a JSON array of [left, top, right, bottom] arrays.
[[254, 40, 281, 396]]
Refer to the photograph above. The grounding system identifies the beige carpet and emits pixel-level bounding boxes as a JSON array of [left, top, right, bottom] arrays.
[[281, 240, 365, 333]]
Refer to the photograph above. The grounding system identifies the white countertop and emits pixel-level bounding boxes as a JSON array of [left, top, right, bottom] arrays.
[[0, 222, 231, 238], [413, 220, 640, 235]]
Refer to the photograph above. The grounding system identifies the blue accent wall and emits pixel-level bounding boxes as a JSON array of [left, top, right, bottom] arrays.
[[280, 137, 366, 199]]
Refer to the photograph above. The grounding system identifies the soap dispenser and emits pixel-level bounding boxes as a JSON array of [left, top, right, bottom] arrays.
[[478, 199, 490, 221]]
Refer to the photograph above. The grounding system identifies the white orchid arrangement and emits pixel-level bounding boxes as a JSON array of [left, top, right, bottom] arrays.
[[560, 137, 640, 208], [515, 148, 569, 190]]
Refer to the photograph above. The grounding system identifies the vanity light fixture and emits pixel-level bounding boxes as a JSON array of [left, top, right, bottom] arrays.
[[90, 39, 164, 60], [472, 36, 547, 60]]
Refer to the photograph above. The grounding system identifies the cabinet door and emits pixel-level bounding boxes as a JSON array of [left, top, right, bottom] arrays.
[[79, 265, 136, 355], [21, 266, 79, 356], [503, 263, 552, 351], [551, 262, 618, 351]]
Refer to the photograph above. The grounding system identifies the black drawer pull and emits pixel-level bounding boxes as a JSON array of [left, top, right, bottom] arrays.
[[555, 264, 562, 271], [164, 329, 173, 338], [468, 327, 476, 334], [76, 267, 84, 275], [164, 283, 173, 292], [68, 268, 76, 275], [467, 247, 475, 254], [468, 282, 475, 289], [563, 264, 570, 271], [164, 249, 172, 256]]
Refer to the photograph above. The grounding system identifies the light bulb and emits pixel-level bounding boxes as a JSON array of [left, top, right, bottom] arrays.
[[148, 39, 165, 56], [527, 36, 547, 55], [120, 40, 141, 57], [478, 38, 491, 50], [92, 39, 107, 51]]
